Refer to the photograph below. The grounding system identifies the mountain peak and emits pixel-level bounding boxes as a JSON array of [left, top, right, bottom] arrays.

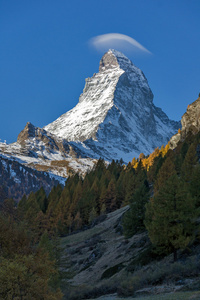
[[44, 50, 179, 161], [17, 122, 37, 143], [99, 49, 132, 73], [99, 49, 120, 72]]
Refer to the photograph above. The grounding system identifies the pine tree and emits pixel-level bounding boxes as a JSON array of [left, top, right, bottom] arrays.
[[46, 184, 64, 230], [154, 157, 176, 193], [189, 164, 200, 209], [24, 192, 41, 225], [73, 211, 82, 231], [101, 179, 117, 213], [89, 207, 97, 225], [90, 178, 100, 213], [123, 182, 150, 238], [145, 174, 196, 261], [181, 143, 198, 182], [38, 230, 54, 260], [35, 187, 48, 213], [124, 168, 137, 205], [18, 194, 27, 216]]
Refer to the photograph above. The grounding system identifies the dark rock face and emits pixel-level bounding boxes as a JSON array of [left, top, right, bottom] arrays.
[[170, 95, 200, 149]]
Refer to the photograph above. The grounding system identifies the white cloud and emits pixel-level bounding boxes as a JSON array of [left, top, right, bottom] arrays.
[[89, 33, 151, 54]]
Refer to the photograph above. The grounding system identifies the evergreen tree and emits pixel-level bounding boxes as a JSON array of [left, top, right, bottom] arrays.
[[123, 182, 150, 238], [90, 178, 100, 213], [124, 168, 136, 205], [154, 157, 176, 193], [24, 192, 41, 225], [94, 158, 106, 179], [18, 194, 27, 216], [100, 203, 106, 215], [181, 143, 198, 182], [35, 187, 48, 213], [38, 230, 54, 260], [145, 174, 196, 261], [101, 179, 117, 213], [189, 164, 200, 209], [73, 211, 82, 231], [89, 207, 97, 225], [46, 184, 64, 230]]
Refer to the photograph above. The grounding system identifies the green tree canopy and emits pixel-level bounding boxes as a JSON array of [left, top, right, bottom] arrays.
[[145, 174, 196, 261]]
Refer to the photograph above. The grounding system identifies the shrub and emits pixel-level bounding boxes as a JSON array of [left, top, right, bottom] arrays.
[[118, 255, 200, 297], [101, 263, 124, 279]]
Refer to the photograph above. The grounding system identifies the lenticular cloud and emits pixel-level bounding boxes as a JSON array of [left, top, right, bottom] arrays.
[[90, 33, 151, 54]]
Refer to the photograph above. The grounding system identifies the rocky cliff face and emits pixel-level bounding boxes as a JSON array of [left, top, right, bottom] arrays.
[[45, 49, 180, 162], [17, 122, 70, 155], [170, 95, 200, 149]]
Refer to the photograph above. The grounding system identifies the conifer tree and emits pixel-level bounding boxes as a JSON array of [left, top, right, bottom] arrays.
[[38, 230, 54, 260], [94, 158, 106, 180], [124, 168, 136, 205], [24, 192, 41, 225], [145, 174, 196, 261], [46, 184, 63, 227], [73, 211, 82, 230], [78, 189, 94, 224], [123, 182, 150, 238], [89, 207, 97, 225], [100, 203, 106, 215], [18, 194, 27, 216], [101, 179, 117, 212], [154, 157, 176, 193], [35, 187, 48, 213], [90, 178, 100, 212], [189, 164, 200, 209], [181, 143, 198, 182]]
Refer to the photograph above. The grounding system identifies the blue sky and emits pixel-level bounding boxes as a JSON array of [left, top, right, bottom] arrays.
[[0, 0, 200, 143]]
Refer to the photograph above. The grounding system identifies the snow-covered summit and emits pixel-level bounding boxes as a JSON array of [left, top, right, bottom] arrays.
[[44, 49, 179, 162], [44, 50, 125, 141], [99, 49, 150, 92]]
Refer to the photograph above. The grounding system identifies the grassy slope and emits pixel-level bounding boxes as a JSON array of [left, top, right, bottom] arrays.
[[59, 206, 200, 299]]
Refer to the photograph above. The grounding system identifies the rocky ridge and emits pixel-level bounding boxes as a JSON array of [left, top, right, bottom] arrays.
[[0, 122, 95, 182], [170, 95, 200, 149]]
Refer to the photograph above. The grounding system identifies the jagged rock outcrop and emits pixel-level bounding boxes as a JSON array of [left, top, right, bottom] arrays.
[[45, 49, 180, 162], [17, 122, 70, 155], [170, 95, 200, 149]]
